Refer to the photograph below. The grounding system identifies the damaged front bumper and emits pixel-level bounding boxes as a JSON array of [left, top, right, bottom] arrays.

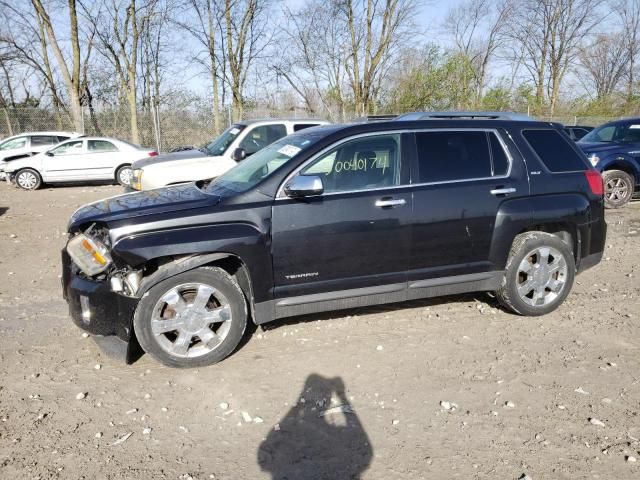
[[61, 249, 141, 362]]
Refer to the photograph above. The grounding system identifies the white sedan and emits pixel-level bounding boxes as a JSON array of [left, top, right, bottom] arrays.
[[4, 137, 157, 190]]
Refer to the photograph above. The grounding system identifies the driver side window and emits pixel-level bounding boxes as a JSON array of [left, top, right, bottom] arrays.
[[300, 134, 401, 194], [51, 140, 84, 155], [239, 124, 287, 155]]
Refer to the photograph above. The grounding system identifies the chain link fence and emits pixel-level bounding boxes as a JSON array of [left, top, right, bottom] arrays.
[[0, 106, 622, 152]]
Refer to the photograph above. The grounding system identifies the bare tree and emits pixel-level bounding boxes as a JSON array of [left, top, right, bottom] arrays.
[[579, 33, 628, 99], [507, 0, 603, 115], [616, 0, 640, 100], [444, 0, 512, 106], [31, 0, 84, 131]]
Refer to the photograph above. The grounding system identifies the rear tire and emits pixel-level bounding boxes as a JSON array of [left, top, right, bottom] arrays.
[[602, 170, 634, 208], [133, 266, 247, 368], [497, 232, 575, 316], [116, 165, 133, 187], [15, 168, 42, 190]]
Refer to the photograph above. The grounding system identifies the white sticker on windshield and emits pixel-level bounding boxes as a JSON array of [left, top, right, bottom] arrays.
[[230, 127, 240, 135], [278, 145, 301, 157], [630, 125, 640, 129]]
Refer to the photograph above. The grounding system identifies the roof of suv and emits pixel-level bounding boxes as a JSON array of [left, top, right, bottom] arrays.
[[395, 111, 534, 121], [237, 118, 329, 126]]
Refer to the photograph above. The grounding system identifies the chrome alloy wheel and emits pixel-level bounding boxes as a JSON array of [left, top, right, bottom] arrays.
[[605, 177, 630, 203], [118, 166, 133, 186], [150, 283, 232, 358], [17, 170, 38, 189], [516, 246, 568, 307]]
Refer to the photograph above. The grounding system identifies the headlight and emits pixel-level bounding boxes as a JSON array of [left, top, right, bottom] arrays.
[[131, 169, 143, 190], [67, 233, 112, 276], [587, 153, 600, 166]]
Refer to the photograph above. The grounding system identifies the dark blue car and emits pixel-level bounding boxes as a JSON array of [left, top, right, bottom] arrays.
[[578, 118, 640, 208]]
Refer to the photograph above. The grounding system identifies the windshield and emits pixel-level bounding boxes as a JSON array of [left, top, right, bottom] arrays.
[[204, 131, 323, 195], [204, 124, 246, 156], [581, 122, 640, 143]]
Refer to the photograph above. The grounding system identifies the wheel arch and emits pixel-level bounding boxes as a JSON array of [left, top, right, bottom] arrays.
[[602, 158, 639, 183], [114, 162, 132, 178], [136, 252, 257, 323]]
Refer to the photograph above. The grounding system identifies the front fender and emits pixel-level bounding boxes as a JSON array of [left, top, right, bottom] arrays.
[[112, 222, 273, 303]]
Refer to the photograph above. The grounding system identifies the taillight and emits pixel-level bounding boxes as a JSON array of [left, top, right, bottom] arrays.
[[148, 151, 158, 157], [584, 169, 603, 196]]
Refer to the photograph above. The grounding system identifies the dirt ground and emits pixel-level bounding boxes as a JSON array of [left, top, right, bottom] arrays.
[[0, 183, 639, 480]]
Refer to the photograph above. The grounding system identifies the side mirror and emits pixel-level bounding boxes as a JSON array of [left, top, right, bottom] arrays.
[[45, 151, 54, 157], [232, 148, 246, 162], [284, 175, 324, 198]]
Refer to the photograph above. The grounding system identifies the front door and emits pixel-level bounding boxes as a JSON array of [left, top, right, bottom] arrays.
[[42, 139, 88, 181], [409, 129, 529, 281], [271, 133, 412, 299]]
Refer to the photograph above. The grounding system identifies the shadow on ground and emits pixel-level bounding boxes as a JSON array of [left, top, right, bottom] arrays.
[[258, 374, 372, 480]]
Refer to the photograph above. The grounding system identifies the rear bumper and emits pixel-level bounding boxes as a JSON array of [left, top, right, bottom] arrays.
[[61, 249, 138, 342]]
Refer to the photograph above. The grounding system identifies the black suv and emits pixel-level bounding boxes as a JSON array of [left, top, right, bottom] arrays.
[[62, 113, 606, 367]]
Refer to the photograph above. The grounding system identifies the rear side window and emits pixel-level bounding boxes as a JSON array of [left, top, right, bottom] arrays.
[[31, 135, 59, 146], [416, 131, 509, 183], [293, 123, 319, 132], [88, 140, 118, 152], [522, 129, 587, 172]]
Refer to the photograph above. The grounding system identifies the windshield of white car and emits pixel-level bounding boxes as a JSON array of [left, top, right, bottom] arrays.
[[204, 124, 246, 156], [581, 122, 640, 143], [204, 132, 322, 195]]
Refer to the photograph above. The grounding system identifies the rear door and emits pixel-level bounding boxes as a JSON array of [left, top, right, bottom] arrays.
[[408, 129, 529, 282], [86, 139, 121, 178], [271, 132, 412, 300]]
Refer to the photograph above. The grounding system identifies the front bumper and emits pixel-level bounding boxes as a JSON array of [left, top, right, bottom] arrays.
[[61, 249, 138, 342]]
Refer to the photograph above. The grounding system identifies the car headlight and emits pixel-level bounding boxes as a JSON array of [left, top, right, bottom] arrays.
[[131, 169, 143, 190], [587, 153, 600, 166], [67, 233, 112, 276]]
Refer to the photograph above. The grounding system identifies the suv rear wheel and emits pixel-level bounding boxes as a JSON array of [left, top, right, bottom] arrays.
[[133, 266, 247, 368], [602, 170, 634, 208], [497, 232, 575, 316]]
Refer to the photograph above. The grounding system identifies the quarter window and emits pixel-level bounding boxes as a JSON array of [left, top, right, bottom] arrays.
[[522, 129, 587, 172], [239, 124, 287, 155], [300, 134, 401, 193], [415, 131, 507, 183], [88, 140, 118, 152]]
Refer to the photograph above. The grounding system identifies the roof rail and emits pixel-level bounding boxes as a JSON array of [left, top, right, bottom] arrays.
[[351, 114, 399, 123], [394, 111, 534, 121]]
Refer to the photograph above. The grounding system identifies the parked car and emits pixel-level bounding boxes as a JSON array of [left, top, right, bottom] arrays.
[[62, 112, 605, 368], [0, 131, 80, 180], [130, 119, 329, 191], [4, 137, 157, 190], [577, 118, 640, 208], [564, 125, 593, 141]]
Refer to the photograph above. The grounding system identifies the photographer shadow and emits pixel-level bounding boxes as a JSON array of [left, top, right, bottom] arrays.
[[258, 374, 372, 480]]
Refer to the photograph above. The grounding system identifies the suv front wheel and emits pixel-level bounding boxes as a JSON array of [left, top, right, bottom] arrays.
[[133, 266, 247, 368], [497, 232, 575, 316]]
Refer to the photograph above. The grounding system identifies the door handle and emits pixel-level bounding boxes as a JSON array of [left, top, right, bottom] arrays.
[[375, 198, 406, 208], [490, 187, 516, 196]]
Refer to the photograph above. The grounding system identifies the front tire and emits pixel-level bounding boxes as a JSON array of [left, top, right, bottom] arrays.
[[15, 168, 42, 190], [497, 232, 575, 316], [603, 170, 634, 208], [133, 267, 247, 368], [116, 165, 133, 187]]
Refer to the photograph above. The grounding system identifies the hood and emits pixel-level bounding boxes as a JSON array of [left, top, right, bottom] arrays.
[[132, 149, 209, 169], [577, 141, 629, 155], [68, 182, 219, 230], [3, 153, 43, 172]]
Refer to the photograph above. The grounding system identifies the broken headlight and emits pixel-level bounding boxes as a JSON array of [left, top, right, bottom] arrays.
[[67, 233, 112, 276]]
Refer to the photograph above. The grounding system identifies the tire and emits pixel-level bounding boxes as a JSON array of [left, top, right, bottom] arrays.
[[496, 232, 575, 316], [15, 168, 42, 190], [602, 170, 634, 209], [133, 266, 247, 368], [115, 164, 133, 187]]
